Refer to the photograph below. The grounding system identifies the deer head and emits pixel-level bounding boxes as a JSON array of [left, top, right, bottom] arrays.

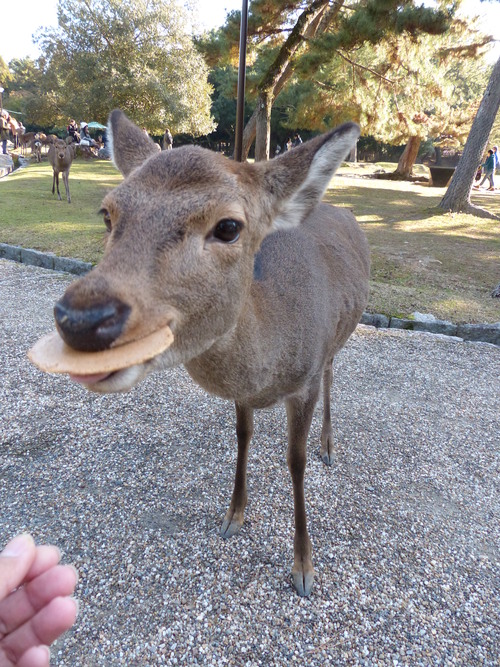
[[54, 110, 359, 393]]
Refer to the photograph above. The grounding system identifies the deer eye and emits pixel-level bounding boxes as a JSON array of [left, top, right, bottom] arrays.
[[99, 208, 112, 232], [211, 219, 242, 244]]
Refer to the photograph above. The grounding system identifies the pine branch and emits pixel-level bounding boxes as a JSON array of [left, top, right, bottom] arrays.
[[336, 50, 394, 84]]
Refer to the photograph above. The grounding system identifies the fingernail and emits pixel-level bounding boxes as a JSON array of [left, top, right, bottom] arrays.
[[1, 534, 34, 558], [69, 564, 80, 585], [71, 597, 80, 617], [40, 646, 51, 661]]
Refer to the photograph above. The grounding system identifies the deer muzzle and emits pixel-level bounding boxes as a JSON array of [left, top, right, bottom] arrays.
[[54, 297, 131, 352]]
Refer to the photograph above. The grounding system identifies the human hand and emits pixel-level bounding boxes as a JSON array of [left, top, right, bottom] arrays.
[[0, 534, 78, 667]]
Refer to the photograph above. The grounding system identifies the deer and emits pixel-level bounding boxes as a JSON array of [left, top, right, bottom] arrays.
[[52, 110, 370, 596], [41, 133, 58, 153], [19, 132, 35, 155], [48, 138, 74, 203], [32, 134, 42, 163]]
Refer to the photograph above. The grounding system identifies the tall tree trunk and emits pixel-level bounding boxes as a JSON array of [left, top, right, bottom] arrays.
[[439, 56, 500, 216], [255, 92, 272, 161], [394, 136, 421, 177]]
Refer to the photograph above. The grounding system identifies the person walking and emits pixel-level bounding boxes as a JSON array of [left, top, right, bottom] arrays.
[[493, 145, 499, 173], [476, 149, 496, 191]]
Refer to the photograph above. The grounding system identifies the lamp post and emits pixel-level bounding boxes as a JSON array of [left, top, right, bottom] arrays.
[[234, 0, 249, 162]]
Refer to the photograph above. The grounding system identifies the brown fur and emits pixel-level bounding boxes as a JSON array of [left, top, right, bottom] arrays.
[[54, 110, 370, 596], [48, 139, 74, 203]]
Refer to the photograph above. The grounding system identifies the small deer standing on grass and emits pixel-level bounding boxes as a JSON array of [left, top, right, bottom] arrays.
[[52, 110, 370, 596], [48, 139, 74, 203], [32, 134, 42, 163]]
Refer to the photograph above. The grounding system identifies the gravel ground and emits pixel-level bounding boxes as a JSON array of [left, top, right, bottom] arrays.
[[1, 259, 499, 667]]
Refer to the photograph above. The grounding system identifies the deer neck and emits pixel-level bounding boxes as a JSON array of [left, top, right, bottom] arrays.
[[184, 276, 273, 402]]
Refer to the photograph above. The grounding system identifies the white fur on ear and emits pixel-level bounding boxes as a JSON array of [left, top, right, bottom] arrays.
[[273, 124, 359, 231]]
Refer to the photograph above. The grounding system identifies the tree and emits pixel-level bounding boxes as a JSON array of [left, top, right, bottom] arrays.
[[206, 0, 453, 161], [272, 15, 492, 177], [439, 56, 500, 216], [34, 0, 215, 135], [0, 56, 10, 91], [389, 31, 493, 178]]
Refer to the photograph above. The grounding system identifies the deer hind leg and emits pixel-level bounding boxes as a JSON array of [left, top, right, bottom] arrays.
[[320, 357, 336, 466], [286, 384, 320, 596], [221, 402, 253, 538]]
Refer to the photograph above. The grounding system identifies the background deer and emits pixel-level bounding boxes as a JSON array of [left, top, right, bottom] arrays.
[[52, 110, 370, 596], [33, 133, 42, 163], [19, 132, 35, 155], [48, 138, 74, 203]]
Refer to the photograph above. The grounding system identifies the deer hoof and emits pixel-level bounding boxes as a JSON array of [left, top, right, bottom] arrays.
[[220, 512, 243, 538], [292, 568, 315, 597], [320, 433, 335, 466], [321, 452, 334, 466]]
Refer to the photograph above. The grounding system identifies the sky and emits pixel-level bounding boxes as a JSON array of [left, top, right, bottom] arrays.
[[0, 0, 243, 63], [0, 0, 499, 64]]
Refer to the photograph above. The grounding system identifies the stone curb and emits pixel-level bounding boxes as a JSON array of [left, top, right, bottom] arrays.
[[0, 154, 14, 178], [360, 312, 500, 347], [0, 243, 92, 276], [1, 243, 499, 347]]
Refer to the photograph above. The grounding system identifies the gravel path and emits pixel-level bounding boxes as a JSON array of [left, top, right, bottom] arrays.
[[1, 259, 499, 666]]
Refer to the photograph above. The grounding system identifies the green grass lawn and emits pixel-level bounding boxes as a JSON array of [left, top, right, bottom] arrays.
[[0, 157, 122, 263], [1, 156, 499, 324]]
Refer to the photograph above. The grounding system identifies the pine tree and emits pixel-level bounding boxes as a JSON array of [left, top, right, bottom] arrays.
[[282, 24, 492, 178], [208, 0, 453, 160]]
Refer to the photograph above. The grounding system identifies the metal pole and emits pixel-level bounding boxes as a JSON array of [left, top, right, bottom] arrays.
[[234, 0, 249, 162]]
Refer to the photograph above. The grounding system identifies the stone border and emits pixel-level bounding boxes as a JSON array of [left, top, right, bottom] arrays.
[[0, 243, 92, 276], [361, 312, 500, 347], [0, 154, 14, 178], [1, 243, 499, 347]]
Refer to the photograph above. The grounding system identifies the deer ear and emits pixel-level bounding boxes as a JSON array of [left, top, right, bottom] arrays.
[[259, 122, 360, 230], [108, 110, 159, 176]]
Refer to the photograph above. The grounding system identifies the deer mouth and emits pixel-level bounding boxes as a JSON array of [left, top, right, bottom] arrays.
[[28, 326, 174, 393], [69, 371, 116, 385], [68, 365, 149, 393]]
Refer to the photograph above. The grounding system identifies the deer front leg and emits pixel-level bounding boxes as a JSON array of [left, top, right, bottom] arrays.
[[320, 358, 336, 466], [55, 173, 62, 200], [63, 171, 71, 203], [221, 402, 253, 538], [286, 387, 319, 596]]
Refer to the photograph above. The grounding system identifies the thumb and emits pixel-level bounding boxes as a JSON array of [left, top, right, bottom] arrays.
[[0, 534, 37, 600]]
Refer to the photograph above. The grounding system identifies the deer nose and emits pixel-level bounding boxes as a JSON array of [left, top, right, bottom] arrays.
[[54, 297, 131, 352]]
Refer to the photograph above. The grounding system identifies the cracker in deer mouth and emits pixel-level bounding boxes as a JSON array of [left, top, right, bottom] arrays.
[[28, 327, 174, 375]]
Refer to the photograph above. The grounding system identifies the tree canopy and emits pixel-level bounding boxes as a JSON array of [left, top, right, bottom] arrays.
[[201, 0, 461, 160], [10, 0, 215, 135]]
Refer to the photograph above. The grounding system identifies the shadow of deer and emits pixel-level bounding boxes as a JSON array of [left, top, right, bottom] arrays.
[[52, 110, 370, 596], [48, 139, 74, 203]]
